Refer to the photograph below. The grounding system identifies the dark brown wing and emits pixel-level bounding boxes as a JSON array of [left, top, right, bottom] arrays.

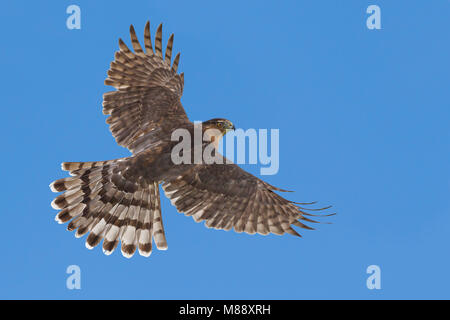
[[102, 22, 189, 154], [162, 159, 333, 236]]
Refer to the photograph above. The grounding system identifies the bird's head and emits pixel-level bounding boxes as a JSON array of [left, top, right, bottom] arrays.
[[202, 118, 235, 136]]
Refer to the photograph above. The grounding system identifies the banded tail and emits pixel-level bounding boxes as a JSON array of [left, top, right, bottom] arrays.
[[50, 158, 168, 258]]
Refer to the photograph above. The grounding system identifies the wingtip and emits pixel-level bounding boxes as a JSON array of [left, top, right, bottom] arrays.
[[291, 200, 318, 205], [301, 205, 333, 211], [278, 188, 294, 192], [269, 185, 294, 192]]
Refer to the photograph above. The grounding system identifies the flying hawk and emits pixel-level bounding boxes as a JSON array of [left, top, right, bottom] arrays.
[[50, 22, 333, 258]]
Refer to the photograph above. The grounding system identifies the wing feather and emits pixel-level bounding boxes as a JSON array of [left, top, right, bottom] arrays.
[[103, 22, 189, 154], [162, 159, 332, 237]]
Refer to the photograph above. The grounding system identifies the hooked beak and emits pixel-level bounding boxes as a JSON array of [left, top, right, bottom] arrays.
[[225, 123, 235, 133]]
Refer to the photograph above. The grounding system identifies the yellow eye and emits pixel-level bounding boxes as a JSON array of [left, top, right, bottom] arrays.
[[217, 122, 223, 128]]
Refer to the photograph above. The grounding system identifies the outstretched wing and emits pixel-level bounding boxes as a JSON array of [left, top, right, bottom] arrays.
[[162, 161, 333, 236], [103, 22, 189, 154]]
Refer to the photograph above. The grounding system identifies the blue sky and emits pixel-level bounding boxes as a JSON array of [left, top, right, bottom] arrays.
[[1, 1, 449, 299]]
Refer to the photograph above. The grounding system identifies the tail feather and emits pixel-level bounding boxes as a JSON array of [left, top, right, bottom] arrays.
[[71, 181, 114, 236], [50, 159, 167, 258], [50, 166, 107, 192], [152, 184, 168, 250], [137, 188, 154, 257], [121, 189, 144, 258], [61, 159, 119, 172], [55, 202, 85, 224], [102, 192, 134, 255]]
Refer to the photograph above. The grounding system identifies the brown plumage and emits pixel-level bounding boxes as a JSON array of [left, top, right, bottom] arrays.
[[50, 21, 333, 259]]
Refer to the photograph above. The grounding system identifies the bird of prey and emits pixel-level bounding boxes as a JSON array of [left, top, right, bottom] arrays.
[[50, 22, 333, 258]]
